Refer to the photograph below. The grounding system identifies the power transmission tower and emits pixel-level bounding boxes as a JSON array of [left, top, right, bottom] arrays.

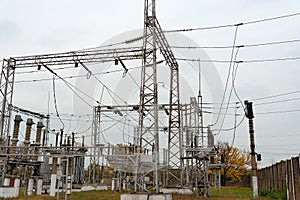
[[136, 0, 159, 192], [137, 0, 182, 191]]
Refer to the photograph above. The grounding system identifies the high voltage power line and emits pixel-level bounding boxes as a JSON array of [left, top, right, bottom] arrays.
[[255, 97, 300, 106], [256, 109, 300, 115], [213, 25, 240, 132], [176, 56, 300, 63], [170, 38, 300, 49], [251, 90, 300, 101], [164, 12, 300, 33]]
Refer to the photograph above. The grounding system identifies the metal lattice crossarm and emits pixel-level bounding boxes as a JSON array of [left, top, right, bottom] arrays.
[[0, 46, 146, 137], [11, 46, 144, 68]]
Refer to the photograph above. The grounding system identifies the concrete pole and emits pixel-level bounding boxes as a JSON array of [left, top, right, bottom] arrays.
[[27, 178, 34, 195], [36, 179, 43, 195], [245, 100, 258, 199], [123, 179, 126, 190], [50, 157, 57, 196], [14, 178, 20, 197], [3, 177, 10, 186], [112, 179, 115, 191], [67, 157, 72, 195]]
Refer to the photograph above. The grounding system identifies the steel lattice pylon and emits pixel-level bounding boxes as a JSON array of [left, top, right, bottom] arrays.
[[136, 0, 159, 192], [136, 0, 182, 191], [155, 17, 182, 188], [90, 106, 101, 183], [0, 59, 16, 138]]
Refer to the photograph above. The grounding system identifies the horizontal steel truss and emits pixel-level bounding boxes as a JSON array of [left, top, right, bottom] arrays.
[[10, 46, 144, 68], [0, 46, 145, 137]]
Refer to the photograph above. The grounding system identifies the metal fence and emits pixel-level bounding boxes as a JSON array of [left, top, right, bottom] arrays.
[[258, 155, 300, 200]]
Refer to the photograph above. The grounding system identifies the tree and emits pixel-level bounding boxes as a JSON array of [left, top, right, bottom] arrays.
[[216, 141, 251, 186]]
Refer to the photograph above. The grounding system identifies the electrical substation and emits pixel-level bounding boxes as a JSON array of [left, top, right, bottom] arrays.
[[0, 1, 222, 199]]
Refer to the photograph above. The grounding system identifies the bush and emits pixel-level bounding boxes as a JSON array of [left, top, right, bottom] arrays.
[[259, 189, 287, 200]]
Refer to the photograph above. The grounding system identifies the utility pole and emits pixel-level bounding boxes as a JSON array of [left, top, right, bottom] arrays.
[[244, 100, 258, 199]]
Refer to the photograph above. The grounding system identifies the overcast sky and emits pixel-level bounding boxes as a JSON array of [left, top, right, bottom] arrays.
[[1, 0, 300, 167]]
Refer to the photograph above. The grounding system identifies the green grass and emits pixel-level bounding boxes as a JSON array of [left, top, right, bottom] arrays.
[[71, 190, 122, 200], [172, 187, 274, 200], [7, 187, 275, 200], [211, 187, 253, 198], [259, 189, 287, 200]]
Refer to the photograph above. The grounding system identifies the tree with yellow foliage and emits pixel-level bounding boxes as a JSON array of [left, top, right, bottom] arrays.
[[216, 142, 251, 186]]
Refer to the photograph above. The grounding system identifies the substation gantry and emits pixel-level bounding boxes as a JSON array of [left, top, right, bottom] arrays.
[[0, 0, 213, 197]]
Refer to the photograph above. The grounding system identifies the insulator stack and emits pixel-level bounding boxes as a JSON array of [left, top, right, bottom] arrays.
[[10, 115, 23, 159], [23, 118, 34, 160], [34, 121, 44, 161]]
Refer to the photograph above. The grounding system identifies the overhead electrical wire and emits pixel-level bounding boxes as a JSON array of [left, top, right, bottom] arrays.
[[255, 96, 300, 106], [79, 35, 143, 51], [38, 64, 97, 109], [66, 114, 73, 134], [15, 66, 76, 75], [99, 121, 110, 144], [164, 12, 300, 33], [242, 56, 300, 63], [15, 64, 143, 82], [103, 87, 141, 125], [170, 38, 300, 50], [76, 124, 92, 135], [213, 25, 240, 129], [76, 120, 92, 133], [232, 61, 246, 111], [8, 11, 300, 145], [213, 115, 246, 132], [52, 75, 65, 129], [231, 105, 238, 147], [14, 55, 300, 84], [256, 109, 300, 115], [251, 90, 300, 101], [50, 113, 93, 118], [101, 112, 137, 127], [50, 116, 91, 123], [176, 56, 300, 64], [204, 110, 243, 116]]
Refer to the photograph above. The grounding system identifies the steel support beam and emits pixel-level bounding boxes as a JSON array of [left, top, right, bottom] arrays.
[[136, 0, 159, 192]]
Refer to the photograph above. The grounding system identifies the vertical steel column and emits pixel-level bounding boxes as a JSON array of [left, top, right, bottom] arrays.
[[137, 0, 159, 192], [0, 59, 16, 137], [91, 106, 101, 183], [154, 15, 182, 188]]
